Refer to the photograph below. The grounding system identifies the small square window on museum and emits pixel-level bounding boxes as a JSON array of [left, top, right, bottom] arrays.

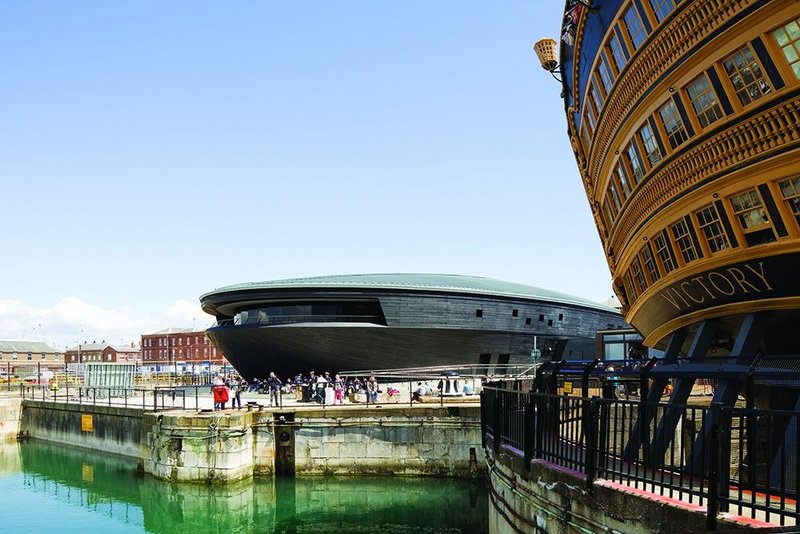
[[559, 314, 564, 321], [512, 309, 518, 317], [476, 309, 483, 318], [525, 318, 532, 325], [539, 314, 544, 322], [548, 319, 553, 327]]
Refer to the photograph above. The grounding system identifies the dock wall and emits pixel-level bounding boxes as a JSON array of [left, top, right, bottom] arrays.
[[16, 401, 483, 483], [20, 400, 144, 459], [485, 445, 761, 534], [0, 398, 21, 442]]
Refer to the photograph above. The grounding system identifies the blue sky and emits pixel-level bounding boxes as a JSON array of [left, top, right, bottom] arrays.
[[0, 1, 613, 348]]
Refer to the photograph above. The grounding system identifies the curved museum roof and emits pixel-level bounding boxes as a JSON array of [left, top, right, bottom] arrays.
[[201, 273, 616, 313]]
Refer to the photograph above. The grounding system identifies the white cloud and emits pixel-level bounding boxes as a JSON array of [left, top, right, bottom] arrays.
[[0, 297, 214, 350], [166, 299, 208, 327]]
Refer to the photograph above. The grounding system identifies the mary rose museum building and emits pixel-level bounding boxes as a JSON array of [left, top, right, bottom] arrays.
[[200, 274, 626, 378]]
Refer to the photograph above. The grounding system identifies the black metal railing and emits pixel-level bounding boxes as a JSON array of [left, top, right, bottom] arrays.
[[723, 406, 800, 526], [18, 384, 203, 411], [482, 383, 800, 529]]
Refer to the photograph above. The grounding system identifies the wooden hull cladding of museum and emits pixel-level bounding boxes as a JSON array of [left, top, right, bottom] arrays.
[[561, 0, 800, 351], [199, 274, 626, 378]]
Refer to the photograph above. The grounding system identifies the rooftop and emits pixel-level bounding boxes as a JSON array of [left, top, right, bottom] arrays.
[[68, 343, 140, 352], [0, 340, 61, 353], [202, 273, 616, 312], [146, 328, 199, 335]]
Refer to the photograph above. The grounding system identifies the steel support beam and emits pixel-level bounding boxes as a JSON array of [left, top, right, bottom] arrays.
[[622, 331, 685, 461], [650, 320, 718, 465], [690, 313, 769, 468]]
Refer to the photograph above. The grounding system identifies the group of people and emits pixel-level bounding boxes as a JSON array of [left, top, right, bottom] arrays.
[[211, 375, 247, 410], [246, 372, 284, 406], [210, 371, 383, 409], [252, 372, 382, 405]]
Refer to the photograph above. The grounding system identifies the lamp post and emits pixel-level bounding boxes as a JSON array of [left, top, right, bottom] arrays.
[[76, 327, 84, 377], [166, 327, 173, 388]]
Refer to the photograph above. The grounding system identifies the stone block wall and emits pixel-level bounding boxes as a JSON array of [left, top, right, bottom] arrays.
[[292, 407, 482, 477], [142, 406, 483, 482], [0, 398, 21, 442], [485, 446, 757, 534], [18, 401, 483, 483], [19, 400, 143, 458], [141, 410, 259, 483]]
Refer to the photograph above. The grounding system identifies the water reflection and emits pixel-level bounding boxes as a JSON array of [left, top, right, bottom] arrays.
[[2, 440, 487, 533]]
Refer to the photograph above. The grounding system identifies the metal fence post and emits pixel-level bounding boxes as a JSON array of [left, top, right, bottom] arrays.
[[719, 406, 732, 514], [706, 402, 721, 530], [493, 396, 503, 454], [480, 390, 487, 449], [523, 395, 534, 471], [534, 394, 543, 459], [640, 398, 650, 468], [585, 397, 599, 493]]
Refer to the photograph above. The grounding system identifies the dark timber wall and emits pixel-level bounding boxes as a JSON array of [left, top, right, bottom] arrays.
[[207, 289, 626, 378]]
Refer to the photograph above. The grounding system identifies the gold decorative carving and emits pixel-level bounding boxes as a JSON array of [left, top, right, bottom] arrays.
[[608, 96, 800, 273], [581, 0, 757, 192]]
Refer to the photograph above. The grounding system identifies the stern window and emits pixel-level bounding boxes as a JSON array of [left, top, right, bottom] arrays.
[[649, 0, 675, 23], [778, 176, 800, 227], [658, 100, 688, 149], [729, 189, 776, 246], [623, 4, 648, 50], [773, 18, 800, 79], [608, 33, 627, 73], [686, 74, 724, 128], [696, 204, 730, 253], [671, 219, 699, 264], [723, 46, 771, 106]]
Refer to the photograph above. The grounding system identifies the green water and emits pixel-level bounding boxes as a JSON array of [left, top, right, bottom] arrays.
[[0, 440, 488, 533]]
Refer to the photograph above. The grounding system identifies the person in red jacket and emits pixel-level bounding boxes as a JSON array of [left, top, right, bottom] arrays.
[[212, 375, 229, 410]]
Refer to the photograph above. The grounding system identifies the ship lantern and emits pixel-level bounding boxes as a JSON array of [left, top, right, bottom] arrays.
[[534, 38, 559, 72]]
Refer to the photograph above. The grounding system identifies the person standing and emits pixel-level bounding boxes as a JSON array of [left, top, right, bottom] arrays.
[[315, 373, 328, 404], [366, 376, 379, 404], [230, 376, 242, 409], [294, 373, 304, 401], [333, 374, 345, 405], [212, 375, 224, 410], [267, 372, 282, 407]]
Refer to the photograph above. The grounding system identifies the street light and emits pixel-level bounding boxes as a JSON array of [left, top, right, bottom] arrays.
[[166, 328, 171, 387]]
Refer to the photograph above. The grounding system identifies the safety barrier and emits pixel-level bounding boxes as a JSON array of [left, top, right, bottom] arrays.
[[482, 383, 800, 528]]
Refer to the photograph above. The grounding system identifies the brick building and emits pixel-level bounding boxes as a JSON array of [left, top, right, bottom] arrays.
[[140, 328, 226, 373], [0, 341, 64, 374], [64, 342, 141, 365]]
